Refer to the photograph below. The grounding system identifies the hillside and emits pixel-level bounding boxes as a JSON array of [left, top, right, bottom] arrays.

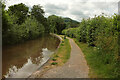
[[63, 17, 80, 28]]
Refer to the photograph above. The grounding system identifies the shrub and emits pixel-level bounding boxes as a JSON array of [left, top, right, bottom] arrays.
[[51, 62, 58, 65], [62, 14, 119, 78], [52, 58, 57, 61], [61, 43, 64, 46], [62, 28, 78, 38]]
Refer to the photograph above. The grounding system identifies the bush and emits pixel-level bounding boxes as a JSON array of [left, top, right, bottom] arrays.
[[62, 14, 120, 78], [62, 28, 78, 38], [55, 55, 59, 57], [61, 43, 64, 46], [3, 16, 45, 45], [51, 62, 58, 65], [62, 40, 64, 43], [52, 58, 57, 61]]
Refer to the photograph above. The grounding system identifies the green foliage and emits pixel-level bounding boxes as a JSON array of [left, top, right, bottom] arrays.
[[55, 55, 59, 57], [2, 3, 10, 33], [31, 5, 49, 33], [48, 15, 66, 34], [31, 5, 44, 24], [52, 38, 71, 65], [31, 5, 45, 18], [74, 39, 119, 78], [60, 43, 64, 46], [77, 19, 88, 43], [3, 16, 45, 45], [62, 14, 119, 78], [62, 28, 78, 38], [8, 3, 29, 25], [62, 41, 64, 43], [2, 3, 45, 45], [51, 62, 58, 65], [52, 58, 57, 61]]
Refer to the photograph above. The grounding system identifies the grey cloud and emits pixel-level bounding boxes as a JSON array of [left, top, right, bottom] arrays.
[[71, 10, 89, 19], [70, 2, 118, 21], [93, 2, 117, 10], [44, 3, 68, 15], [69, 3, 92, 20], [92, 2, 118, 15]]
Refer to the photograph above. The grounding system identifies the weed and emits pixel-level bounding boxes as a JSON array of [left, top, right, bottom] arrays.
[[51, 62, 58, 65]]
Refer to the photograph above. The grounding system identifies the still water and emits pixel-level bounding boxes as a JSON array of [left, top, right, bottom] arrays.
[[2, 34, 60, 78]]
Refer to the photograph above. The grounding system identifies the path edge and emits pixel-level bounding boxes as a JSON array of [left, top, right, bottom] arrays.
[[28, 34, 62, 78]]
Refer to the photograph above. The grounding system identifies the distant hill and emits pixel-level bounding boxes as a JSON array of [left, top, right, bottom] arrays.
[[63, 17, 79, 23], [63, 17, 80, 28]]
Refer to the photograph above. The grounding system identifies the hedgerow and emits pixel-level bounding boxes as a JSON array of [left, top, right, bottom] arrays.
[[62, 28, 78, 38], [62, 14, 120, 78]]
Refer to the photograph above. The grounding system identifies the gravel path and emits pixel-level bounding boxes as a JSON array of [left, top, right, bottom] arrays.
[[41, 38, 89, 78]]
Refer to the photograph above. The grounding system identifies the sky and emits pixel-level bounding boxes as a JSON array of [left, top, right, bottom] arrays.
[[5, 0, 120, 22]]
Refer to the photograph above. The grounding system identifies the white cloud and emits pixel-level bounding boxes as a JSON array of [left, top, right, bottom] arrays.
[[5, 0, 119, 21]]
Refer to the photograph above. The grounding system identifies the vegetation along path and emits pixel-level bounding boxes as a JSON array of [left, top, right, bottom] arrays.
[[41, 38, 89, 78]]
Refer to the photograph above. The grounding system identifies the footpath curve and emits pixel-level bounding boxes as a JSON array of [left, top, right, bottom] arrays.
[[41, 38, 89, 78]]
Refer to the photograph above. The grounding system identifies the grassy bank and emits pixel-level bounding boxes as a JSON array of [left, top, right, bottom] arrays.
[[74, 38, 119, 78], [51, 36, 71, 66]]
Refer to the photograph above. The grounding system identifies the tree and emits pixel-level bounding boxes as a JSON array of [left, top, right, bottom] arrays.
[[31, 5, 45, 24], [31, 5, 49, 32], [8, 3, 29, 25], [48, 15, 66, 34], [2, 3, 10, 35]]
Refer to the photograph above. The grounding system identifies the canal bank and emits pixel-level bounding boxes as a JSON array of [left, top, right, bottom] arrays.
[[2, 34, 60, 78], [29, 35, 71, 78], [30, 37, 89, 78]]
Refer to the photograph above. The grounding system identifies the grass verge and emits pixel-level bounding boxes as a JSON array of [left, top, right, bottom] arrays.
[[51, 36, 71, 65], [73, 38, 118, 78], [73, 38, 98, 78]]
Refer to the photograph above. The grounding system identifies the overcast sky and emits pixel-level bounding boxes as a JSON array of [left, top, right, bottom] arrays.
[[5, 0, 119, 21]]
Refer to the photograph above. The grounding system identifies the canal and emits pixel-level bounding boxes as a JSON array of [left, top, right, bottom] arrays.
[[2, 34, 60, 78]]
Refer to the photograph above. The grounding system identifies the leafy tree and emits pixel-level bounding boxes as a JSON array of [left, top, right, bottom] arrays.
[[48, 15, 66, 34], [2, 3, 9, 33], [77, 19, 88, 43], [62, 28, 78, 38], [31, 5, 49, 32], [2, 3, 45, 45], [8, 3, 29, 25], [2, 3, 13, 45], [31, 5, 44, 22]]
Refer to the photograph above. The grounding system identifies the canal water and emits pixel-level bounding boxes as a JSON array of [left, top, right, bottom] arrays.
[[2, 34, 60, 78]]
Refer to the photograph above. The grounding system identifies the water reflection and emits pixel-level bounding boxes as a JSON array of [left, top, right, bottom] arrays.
[[5, 48, 53, 78], [2, 35, 60, 78]]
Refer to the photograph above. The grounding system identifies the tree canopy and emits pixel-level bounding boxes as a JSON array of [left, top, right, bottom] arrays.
[[48, 15, 66, 34], [2, 3, 68, 45], [8, 3, 29, 25]]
